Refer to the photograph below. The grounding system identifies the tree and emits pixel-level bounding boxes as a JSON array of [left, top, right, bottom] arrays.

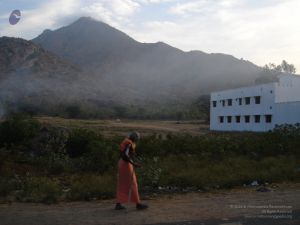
[[263, 60, 296, 74], [281, 60, 296, 74]]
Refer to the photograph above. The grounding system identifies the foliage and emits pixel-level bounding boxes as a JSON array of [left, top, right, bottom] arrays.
[[0, 115, 40, 147], [71, 140, 118, 173], [157, 155, 299, 189], [67, 175, 115, 201], [16, 176, 61, 204], [137, 156, 162, 187], [4, 100, 210, 120], [255, 60, 297, 85], [263, 60, 296, 74], [66, 129, 100, 158], [0, 116, 299, 203]]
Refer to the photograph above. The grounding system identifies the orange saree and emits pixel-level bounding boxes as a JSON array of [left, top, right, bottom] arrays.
[[116, 139, 140, 203]]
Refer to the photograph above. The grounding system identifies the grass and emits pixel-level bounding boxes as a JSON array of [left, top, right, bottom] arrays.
[[0, 116, 299, 203], [2, 154, 298, 203], [156, 155, 299, 189], [36, 116, 208, 137], [67, 174, 116, 201]]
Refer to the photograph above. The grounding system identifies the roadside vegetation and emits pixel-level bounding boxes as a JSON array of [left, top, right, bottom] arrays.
[[0, 115, 299, 203]]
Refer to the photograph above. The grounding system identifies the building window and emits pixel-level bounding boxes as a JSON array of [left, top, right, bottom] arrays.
[[245, 97, 251, 105], [255, 115, 260, 123], [219, 116, 224, 123], [227, 116, 232, 123], [255, 96, 261, 104], [212, 101, 217, 107], [235, 116, 241, 123], [222, 100, 225, 107], [265, 115, 272, 123], [238, 98, 242, 105], [245, 115, 250, 123], [228, 99, 232, 106]]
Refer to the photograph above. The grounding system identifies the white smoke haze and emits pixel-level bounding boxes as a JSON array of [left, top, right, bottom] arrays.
[[0, 17, 288, 119]]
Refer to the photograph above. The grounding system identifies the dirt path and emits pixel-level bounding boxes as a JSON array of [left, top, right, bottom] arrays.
[[1, 183, 299, 225]]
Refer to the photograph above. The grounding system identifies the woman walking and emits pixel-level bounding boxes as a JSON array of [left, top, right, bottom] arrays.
[[115, 131, 148, 210]]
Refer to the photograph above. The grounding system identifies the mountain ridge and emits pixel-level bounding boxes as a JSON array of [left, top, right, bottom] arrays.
[[32, 17, 262, 99], [0, 17, 271, 118]]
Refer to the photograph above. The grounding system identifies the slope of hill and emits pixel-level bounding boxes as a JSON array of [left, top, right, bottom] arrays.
[[32, 17, 263, 103], [0, 37, 80, 79], [32, 17, 141, 73], [0, 37, 82, 116], [0, 17, 270, 118]]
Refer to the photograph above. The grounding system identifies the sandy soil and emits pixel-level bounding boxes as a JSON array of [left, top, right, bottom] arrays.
[[1, 183, 299, 225]]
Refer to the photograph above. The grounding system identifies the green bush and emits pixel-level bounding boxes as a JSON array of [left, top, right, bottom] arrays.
[[157, 155, 299, 189], [17, 176, 61, 204], [0, 177, 19, 197], [33, 127, 68, 155], [66, 129, 101, 158], [35, 152, 70, 175], [137, 156, 162, 187], [74, 140, 118, 173], [0, 115, 40, 147], [1, 121, 299, 203], [67, 175, 115, 201]]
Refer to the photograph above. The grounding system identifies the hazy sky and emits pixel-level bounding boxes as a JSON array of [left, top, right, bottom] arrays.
[[0, 0, 299, 70]]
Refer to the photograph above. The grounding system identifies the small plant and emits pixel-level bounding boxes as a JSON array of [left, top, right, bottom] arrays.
[[67, 175, 115, 201], [137, 156, 162, 187], [17, 176, 61, 204]]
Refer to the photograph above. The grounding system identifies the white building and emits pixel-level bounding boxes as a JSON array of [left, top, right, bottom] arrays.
[[210, 75, 300, 132]]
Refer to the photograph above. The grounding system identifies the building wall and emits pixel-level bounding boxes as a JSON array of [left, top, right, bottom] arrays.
[[274, 101, 300, 125], [210, 75, 300, 132], [275, 75, 300, 103], [210, 83, 275, 131]]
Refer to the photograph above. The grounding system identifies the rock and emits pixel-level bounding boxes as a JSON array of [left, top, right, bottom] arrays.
[[250, 180, 259, 186]]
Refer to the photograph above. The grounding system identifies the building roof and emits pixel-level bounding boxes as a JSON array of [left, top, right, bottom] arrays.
[[211, 73, 300, 95]]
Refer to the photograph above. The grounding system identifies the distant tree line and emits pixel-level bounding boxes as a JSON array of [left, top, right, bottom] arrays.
[[1, 96, 210, 121], [263, 60, 296, 74], [255, 60, 297, 84]]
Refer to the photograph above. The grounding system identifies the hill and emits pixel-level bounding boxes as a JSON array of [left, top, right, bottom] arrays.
[[0, 17, 270, 118], [0, 37, 82, 116], [32, 17, 264, 104]]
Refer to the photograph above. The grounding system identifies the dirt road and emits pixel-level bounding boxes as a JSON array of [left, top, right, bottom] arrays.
[[0, 183, 299, 225]]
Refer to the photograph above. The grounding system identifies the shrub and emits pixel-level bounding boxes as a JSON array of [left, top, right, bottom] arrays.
[[66, 129, 100, 158], [35, 152, 70, 175], [137, 156, 162, 187], [0, 115, 40, 147], [74, 140, 118, 173], [17, 176, 61, 204], [154, 155, 299, 189], [67, 175, 115, 201], [35, 127, 68, 154], [0, 177, 19, 197]]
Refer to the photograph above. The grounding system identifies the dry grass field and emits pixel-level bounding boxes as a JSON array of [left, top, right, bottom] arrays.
[[36, 117, 209, 137]]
